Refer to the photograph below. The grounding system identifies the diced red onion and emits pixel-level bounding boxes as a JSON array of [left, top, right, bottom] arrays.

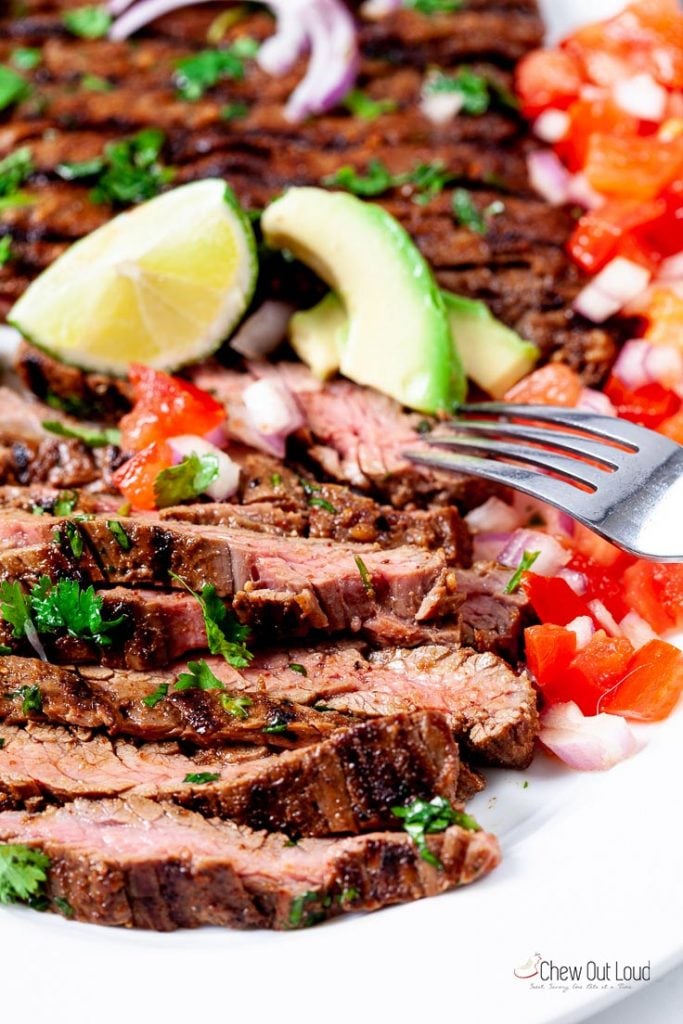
[[540, 701, 641, 771], [420, 91, 464, 125], [498, 529, 571, 577], [258, 1, 309, 76], [24, 618, 48, 662], [471, 532, 510, 563], [613, 73, 667, 122], [533, 108, 569, 143], [557, 567, 588, 596], [527, 150, 572, 206], [512, 494, 575, 538], [465, 497, 522, 533], [202, 423, 229, 449], [0, 324, 23, 368], [577, 387, 617, 416], [167, 434, 241, 500], [613, 338, 683, 392], [359, 0, 401, 18], [229, 301, 295, 359], [587, 599, 622, 637], [566, 172, 604, 211], [618, 611, 658, 650], [658, 251, 683, 282], [242, 377, 304, 457], [566, 615, 595, 650], [574, 257, 651, 323]]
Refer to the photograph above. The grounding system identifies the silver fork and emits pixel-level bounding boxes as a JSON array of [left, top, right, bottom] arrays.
[[405, 403, 683, 562]]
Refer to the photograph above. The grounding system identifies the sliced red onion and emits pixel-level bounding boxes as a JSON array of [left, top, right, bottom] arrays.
[[566, 172, 604, 211], [658, 251, 683, 282], [533, 108, 569, 143], [359, 0, 401, 18], [242, 377, 304, 458], [465, 497, 522, 533], [540, 701, 641, 771], [527, 150, 572, 206], [471, 531, 511, 563], [257, 1, 310, 76], [587, 599, 622, 637], [24, 618, 48, 662], [108, 0, 136, 14], [613, 339, 683, 392], [167, 434, 241, 500], [613, 73, 667, 122], [557, 567, 588, 596], [284, 0, 359, 122], [420, 92, 464, 125], [498, 529, 570, 577], [109, 0, 217, 40], [574, 257, 651, 323], [577, 387, 617, 417], [566, 615, 595, 650], [229, 301, 295, 359], [618, 611, 658, 650]]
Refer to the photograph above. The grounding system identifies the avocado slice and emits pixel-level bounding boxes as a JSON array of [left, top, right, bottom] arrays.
[[289, 292, 345, 381], [441, 292, 539, 399], [262, 187, 464, 413]]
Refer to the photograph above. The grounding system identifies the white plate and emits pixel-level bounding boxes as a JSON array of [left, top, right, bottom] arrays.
[[3, 3, 682, 1023]]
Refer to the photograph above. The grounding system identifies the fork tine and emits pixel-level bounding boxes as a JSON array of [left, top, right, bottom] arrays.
[[441, 421, 622, 467], [423, 435, 608, 488], [455, 403, 645, 450], [404, 448, 593, 514]]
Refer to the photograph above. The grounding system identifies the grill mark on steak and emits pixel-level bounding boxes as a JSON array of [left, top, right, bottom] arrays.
[[0, 796, 500, 930], [0, 712, 461, 837], [15, 342, 132, 423]]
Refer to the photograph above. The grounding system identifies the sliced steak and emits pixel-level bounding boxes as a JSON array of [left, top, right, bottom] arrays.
[[14, 342, 132, 423], [0, 484, 120, 516], [0, 712, 461, 836], [0, 796, 500, 930], [454, 563, 535, 661]]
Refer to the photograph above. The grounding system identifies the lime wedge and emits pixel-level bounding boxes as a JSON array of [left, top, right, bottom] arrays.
[[9, 179, 257, 374]]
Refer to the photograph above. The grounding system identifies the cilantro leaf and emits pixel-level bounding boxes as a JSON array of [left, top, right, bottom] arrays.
[[183, 772, 220, 785], [0, 845, 50, 906], [403, 161, 454, 204], [53, 896, 74, 917], [220, 101, 249, 121], [0, 65, 29, 113], [41, 420, 121, 448], [174, 41, 258, 101], [354, 555, 375, 595], [29, 576, 125, 646], [0, 235, 12, 267], [505, 550, 540, 594], [343, 89, 397, 121], [405, 0, 464, 12], [308, 496, 338, 514], [62, 6, 112, 39], [323, 159, 395, 197], [16, 684, 42, 715], [142, 683, 169, 708], [220, 692, 252, 719], [53, 491, 78, 517], [81, 74, 112, 92], [0, 581, 30, 639], [424, 68, 490, 115], [57, 129, 174, 207], [452, 188, 486, 233], [288, 663, 307, 676], [170, 575, 252, 667], [11, 48, 41, 72], [106, 520, 132, 551], [56, 157, 105, 181], [0, 147, 33, 200], [175, 659, 225, 692], [154, 452, 219, 508], [392, 796, 480, 869]]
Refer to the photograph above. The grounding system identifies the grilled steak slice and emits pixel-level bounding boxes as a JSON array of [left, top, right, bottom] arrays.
[[0, 712, 461, 836], [0, 655, 348, 750], [0, 796, 500, 930], [0, 484, 120, 516], [454, 564, 534, 661]]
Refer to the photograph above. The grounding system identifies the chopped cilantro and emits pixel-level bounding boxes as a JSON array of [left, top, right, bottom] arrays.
[[392, 796, 480, 869], [53, 491, 78, 517], [81, 74, 112, 92], [62, 6, 112, 39], [343, 89, 397, 121], [59, 521, 84, 558], [0, 66, 29, 112], [154, 452, 219, 507], [404, 161, 454, 204], [220, 692, 252, 719], [405, 0, 464, 12], [523, 780, 529, 789], [288, 663, 307, 676], [29, 576, 125, 646], [424, 68, 490, 115], [175, 659, 225, 692], [452, 188, 504, 233], [45, 391, 91, 417], [323, 158, 395, 197], [220, 101, 249, 120], [11, 48, 41, 71], [263, 720, 290, 735], [354, 555, 374, 595], [174, 40, 258, 100], [0, 235, 12, 267], [183, 771, 220, 785], [53, 895, 74, 917], [288, 890, 326, 929], [41, 419, 121, 448], [16, 684, 42, 715], [106, 520, 132, 551], [170, 575, 252, 668], [57, 129, 174, 206], [339, 887, 359, 904], [0, 147, 33, 201], [0, 845, 50, 906], [142, 683, 168, 709], [308, 496, 338, 514], [270, 472, 282, 487], [0, 648, 10, 658], [505, 550, 540, 594]]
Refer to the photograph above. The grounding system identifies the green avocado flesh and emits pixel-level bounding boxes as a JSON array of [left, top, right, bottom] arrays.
[[262, 187, 464, 413], [289, 292, 347, 380]]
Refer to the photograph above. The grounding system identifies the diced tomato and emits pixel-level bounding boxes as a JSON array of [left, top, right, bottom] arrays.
[[658, 411, 683, 443], [584, 134, 683, 201], [634, 181, 683, 258], [603, 375, 681, 428], [601, 639, 683, 721], [515, 49, 583, 118], [505, 363, 583, 407], [570, 523, 625, 568], [522, 573, 594, 626], [623, 561, 677, 634], [648, 563, 683, 629], [644, 289, 683, 350], [567, 199, 665, 275], [120, 365, 226, 452], [560, 631, 635, 714], [112, 441, 172, 511], [524, 624, 577, 700], [557, 96, 638, 172], [568, 549, 634, 620]]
